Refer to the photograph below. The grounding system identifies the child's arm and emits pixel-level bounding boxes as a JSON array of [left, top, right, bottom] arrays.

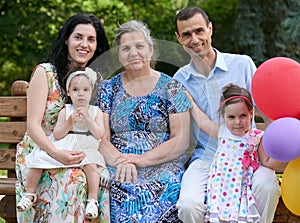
[[79, 106, 104, 140], [185, 90, 219, 139], [258, 142, 281, 170], [53, 108, 72, 140]]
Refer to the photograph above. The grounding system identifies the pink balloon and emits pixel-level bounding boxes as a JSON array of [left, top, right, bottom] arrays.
[[252, 57, 300, 120], [262, 117, 300, 162]]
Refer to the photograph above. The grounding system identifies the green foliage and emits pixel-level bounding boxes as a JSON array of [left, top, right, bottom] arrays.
[[121, 0, 182, 41], [1, 0, 73, 94], [0, 0, 299, 95], [232, 0, 300, 65], [0, 0, 188, 95]]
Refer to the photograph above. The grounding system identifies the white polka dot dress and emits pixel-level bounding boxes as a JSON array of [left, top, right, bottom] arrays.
[[205, 125, 263, 223]]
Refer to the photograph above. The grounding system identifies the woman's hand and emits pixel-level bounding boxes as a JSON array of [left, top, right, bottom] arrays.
[[115, 154, 141, 166], [115, 163, 137, 184], [51, 149, 85, 165]]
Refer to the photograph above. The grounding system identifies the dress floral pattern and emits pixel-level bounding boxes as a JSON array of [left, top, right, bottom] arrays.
[[205, 125, 263, 223], [97, 72, 191, 223], [15, 63, 110, 223]]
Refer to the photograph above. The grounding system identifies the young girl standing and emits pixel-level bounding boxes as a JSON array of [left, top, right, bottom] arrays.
[[186, 83, 280, 223], [17, 67, 108, 220]]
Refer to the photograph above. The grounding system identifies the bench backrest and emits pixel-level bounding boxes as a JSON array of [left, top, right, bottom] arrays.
[[0, 81, 286, 176], [0, 81, 28, 175]]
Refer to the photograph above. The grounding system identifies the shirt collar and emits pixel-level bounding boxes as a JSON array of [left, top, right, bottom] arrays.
[[184, 48, 228, 80]]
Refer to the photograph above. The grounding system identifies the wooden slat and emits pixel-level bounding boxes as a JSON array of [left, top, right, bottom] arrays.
[[0, 149, 16, 170], [275, 162, 288, 174], [0, 178, 16, 195], [0, 195, 17, 222], [0, 96, 27, 117], [0, 122, 26, 143], [256, 122, 266, 131], [0, 84, 27, 222]]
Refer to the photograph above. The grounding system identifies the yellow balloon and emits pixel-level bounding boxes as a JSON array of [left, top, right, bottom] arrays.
[[281, 156, 300, 216]]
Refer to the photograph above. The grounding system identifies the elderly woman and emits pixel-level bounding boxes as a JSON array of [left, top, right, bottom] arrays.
[[97, 20, 191, 222]]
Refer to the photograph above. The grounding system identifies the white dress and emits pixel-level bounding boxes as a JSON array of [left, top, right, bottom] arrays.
[[205, 124, 263, 223], [26, 104, 106, 169]]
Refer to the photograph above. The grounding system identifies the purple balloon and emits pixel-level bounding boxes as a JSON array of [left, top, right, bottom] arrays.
[[262, 117, 300, 162]]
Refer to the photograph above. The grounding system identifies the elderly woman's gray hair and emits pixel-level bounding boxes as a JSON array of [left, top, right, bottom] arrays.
[[115, 20, 158, 67]]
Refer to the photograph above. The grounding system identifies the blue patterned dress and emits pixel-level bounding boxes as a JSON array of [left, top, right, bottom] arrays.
[[97, 72, 191, 223]]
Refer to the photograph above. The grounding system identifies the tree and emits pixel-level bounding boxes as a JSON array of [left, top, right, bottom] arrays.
[[0, 0, 299, 95], [0, 0, 186, 95], [232, 0, 300, 65]]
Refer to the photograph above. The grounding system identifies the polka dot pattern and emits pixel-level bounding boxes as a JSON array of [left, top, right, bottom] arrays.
[[205, 125, 263, 222]]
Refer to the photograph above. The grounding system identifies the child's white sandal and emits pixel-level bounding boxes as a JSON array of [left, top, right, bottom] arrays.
[[85, 199, 99, 219], [16, 193, 37, 212]]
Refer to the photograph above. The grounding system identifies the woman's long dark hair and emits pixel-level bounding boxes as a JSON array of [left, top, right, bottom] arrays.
[[48, 13, 109, 87]]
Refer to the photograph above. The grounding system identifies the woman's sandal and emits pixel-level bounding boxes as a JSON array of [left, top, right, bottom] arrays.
[[85, 199, 99, 219], [16, 193, 38, 212]]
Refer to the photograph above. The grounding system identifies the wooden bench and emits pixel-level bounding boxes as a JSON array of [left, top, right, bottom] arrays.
[[0, 80, 298, 222], [0, 80, 28, 223]]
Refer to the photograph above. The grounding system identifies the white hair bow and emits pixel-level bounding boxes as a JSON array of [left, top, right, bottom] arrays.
[[66, 67, 98, 92]]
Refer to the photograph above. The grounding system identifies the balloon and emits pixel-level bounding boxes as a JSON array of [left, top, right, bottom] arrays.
[[281, 156, 300, 216], [252, 57, 300, 120], [262, 117, 300, 162]]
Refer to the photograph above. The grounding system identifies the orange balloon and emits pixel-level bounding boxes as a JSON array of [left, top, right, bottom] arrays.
[[281, 156, 300, 216]]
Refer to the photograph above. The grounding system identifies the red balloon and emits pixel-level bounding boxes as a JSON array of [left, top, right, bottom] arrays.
[[252, 57, 300, 120]]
